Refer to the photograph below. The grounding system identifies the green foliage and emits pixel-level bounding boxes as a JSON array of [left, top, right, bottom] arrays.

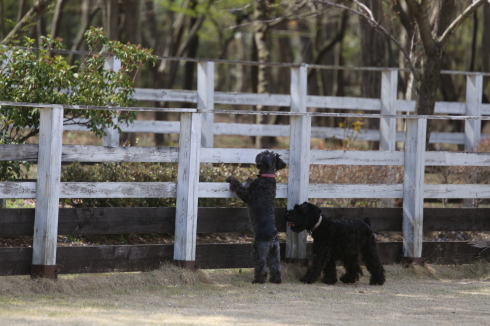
[[0, 27, 156, 180]]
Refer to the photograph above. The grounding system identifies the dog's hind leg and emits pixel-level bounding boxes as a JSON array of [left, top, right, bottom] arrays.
[[267, 239, 282, 284], [339, 256, 363, 284], [252, 240, 269, 284], [321, 259, 338, 285], [362, 240, 386, 285]]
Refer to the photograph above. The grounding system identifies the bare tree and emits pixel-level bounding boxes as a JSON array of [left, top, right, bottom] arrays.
[[315, 0, 488, 145]]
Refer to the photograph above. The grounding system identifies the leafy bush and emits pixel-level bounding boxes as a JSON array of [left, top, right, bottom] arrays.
[[0, 27, 156, 180]]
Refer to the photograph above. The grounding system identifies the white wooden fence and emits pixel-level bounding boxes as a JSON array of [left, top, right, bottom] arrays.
[[63, 63, 490, 150], [1, 61, 490, 275]]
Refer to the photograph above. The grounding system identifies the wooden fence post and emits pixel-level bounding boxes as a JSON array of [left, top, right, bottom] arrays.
[[286, 64, 310, 264], [32, 105, 64, 279], [402, 118, 426, 263], [465, 74, 483, 151], [102, 56, 121, 147], [173, 111, 201, 269], [198, 61, 214, 148], [380, 69, 397, 151]]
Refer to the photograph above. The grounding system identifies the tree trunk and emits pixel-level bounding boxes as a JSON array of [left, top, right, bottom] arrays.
[[103, 0, 120, 40], [0, 0, 5, 39], [121, 0, 141, 145], [482, 4, 490, 101], [69, 0, 98, 65], [50, 0, 67, 38], [252, 0, 270, 148], [406, 0, 456, 147], [360, 0, 386, 150]]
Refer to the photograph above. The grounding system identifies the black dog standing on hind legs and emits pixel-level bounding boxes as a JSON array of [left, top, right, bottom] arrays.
[[286, 202, 386, 286], [226, 150, 286, 284]]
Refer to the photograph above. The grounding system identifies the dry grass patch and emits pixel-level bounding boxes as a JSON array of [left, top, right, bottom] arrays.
[[1, 263, 490, 326]]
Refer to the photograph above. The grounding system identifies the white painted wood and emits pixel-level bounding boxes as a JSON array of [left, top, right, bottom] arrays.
[[59, 182, 177, 198], [174, 112, 202, 262], [306, 95, 381, 111], [402, 119, 426, 259], [287, 65, 310, 260], [1, 50, 12, 69], [200, 148, 288, 164], [133, 88, 198, 103], [119, 120, 180, 133], [310, 150, 404, 165], [0, 182, 37, 198], [425, 151, 490, 166], [32, 106, 64, 266], [465, 75, 483, 151], [2, 181, 490, 199], [311, 127, 381, 141], [3, 144, 490, 167], [60, 121, 486, 146], [214, 123, 290, 137], [214, 91, 290, 107], [380, 70, 398, 151], [198, 61, 215, 147], [424, 184, 490, 199], [102, 118, 120, 147], [198, 183, 289, 198], [308, 184, 404, 198], [102, 56, 122, 147], [104, 56, 122, 72]]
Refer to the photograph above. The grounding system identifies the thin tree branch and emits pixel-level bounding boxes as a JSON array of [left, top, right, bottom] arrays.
[[438, 0, 488, 44], [0, 0, 55, 45], [314, 0, 418, 79]]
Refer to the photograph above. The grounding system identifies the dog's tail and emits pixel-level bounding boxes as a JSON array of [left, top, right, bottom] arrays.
[[363, 216, 371, 226]]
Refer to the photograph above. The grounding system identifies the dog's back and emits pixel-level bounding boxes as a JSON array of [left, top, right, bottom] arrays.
[[247, 177, 278, 239]]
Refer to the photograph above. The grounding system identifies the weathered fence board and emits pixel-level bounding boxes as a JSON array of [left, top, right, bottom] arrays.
[[4, 181, 490, 200], [402, 119, 426, 260], [4, 145, 490, 167], [286, 65, 310, 261], [4, 207, 489, 237], [32, 106, 64, 277], [0, 241, 482, 276]]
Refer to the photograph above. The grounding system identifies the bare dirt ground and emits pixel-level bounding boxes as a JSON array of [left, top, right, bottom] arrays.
[[1, 263, 489, 326]]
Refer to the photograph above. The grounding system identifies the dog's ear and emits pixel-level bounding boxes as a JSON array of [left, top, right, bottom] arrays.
[[255, 152, 264, 168], [275, 153, 287, 170], [313, 205, 322, 216]]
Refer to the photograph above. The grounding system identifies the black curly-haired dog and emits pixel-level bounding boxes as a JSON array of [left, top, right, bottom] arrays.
[[226, 150, 286, 284], [286, 202, 385, 285]]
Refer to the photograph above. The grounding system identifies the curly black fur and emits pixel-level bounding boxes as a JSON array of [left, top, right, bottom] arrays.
[[286, 202, 386, 285], [226, 150, 287, 284]]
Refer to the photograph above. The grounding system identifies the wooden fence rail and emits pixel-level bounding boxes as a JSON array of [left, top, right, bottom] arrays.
[[62, 66, 490, 149], [1, 61, 490, 277]]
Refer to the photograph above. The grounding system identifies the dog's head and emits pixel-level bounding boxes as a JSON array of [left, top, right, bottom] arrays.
[[255, 150, 286, 174], [285, 202, 322, 233]]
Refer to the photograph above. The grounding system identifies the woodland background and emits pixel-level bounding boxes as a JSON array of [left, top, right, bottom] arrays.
[[1, 0, 490, 149]]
